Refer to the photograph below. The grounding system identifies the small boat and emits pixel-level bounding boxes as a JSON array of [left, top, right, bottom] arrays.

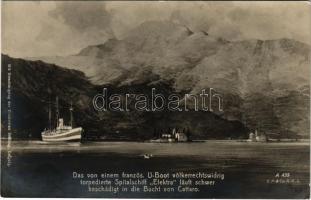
[[143, 154, 153, 159], [41, 97, 83, 142]]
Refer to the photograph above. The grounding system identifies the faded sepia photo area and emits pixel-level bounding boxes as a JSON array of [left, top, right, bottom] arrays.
[[1, 1, 310, 199]]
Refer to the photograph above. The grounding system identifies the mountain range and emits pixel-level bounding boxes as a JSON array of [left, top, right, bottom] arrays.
[[3, 20, 310, 139]]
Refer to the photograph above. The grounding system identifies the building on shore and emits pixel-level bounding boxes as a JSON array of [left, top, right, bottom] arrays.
[[247, 132, 256, 142], [158, 128, 188, 142], [172, 128, 188, 142], [247, 130, 267, 142]]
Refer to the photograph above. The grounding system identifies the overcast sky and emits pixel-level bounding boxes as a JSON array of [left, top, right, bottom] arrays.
[[2, 1, 311, 58]]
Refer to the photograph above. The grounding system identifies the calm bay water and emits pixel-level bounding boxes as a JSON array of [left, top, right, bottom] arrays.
[[1, 140, 309, 198]]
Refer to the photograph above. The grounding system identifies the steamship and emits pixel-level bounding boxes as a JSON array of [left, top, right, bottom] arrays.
[[41, 97, 83, 142]]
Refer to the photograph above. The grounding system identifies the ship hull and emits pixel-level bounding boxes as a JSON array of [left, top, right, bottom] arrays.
[[41, 127, 82, 142]]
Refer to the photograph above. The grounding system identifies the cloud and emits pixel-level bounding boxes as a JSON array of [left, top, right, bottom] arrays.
[[48, 1, 114, 38], [104, 1, 311, 43], [2, 1, 311, 58]]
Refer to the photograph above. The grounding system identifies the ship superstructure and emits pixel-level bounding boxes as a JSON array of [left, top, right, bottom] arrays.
[[41, 97, 82, 142]]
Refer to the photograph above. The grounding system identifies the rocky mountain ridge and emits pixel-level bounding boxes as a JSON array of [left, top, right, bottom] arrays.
[[19, 20, 311, 137], [2, 54, 248, 140]]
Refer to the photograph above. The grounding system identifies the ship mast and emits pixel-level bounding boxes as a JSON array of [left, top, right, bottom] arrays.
[[70, 101, 73, 128], [48, 102, 52, 130], [55, 96, 59, 127]]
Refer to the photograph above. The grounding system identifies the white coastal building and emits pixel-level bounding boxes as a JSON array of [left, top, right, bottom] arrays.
[[172, 128, 188, 142], [247, 130, 267, 142], [159, 128, 188, 142]]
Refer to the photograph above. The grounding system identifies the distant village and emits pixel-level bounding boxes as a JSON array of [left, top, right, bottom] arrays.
[[151, 128, 191, 142], [150, 128, 268, 143]]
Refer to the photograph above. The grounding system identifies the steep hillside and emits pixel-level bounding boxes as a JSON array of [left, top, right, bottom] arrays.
[[28, 20, 310, 138], [1, 54, 247, 140]]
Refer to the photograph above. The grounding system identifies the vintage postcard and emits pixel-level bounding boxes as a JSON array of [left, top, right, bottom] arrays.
[[1, 1, 310, 198]]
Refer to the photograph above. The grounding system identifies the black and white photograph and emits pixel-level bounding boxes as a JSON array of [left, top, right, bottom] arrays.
[[1, 1, 310, 198]]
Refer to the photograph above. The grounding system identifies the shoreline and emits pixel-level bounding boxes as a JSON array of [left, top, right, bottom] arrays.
[[1, 138, 310, 143]]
